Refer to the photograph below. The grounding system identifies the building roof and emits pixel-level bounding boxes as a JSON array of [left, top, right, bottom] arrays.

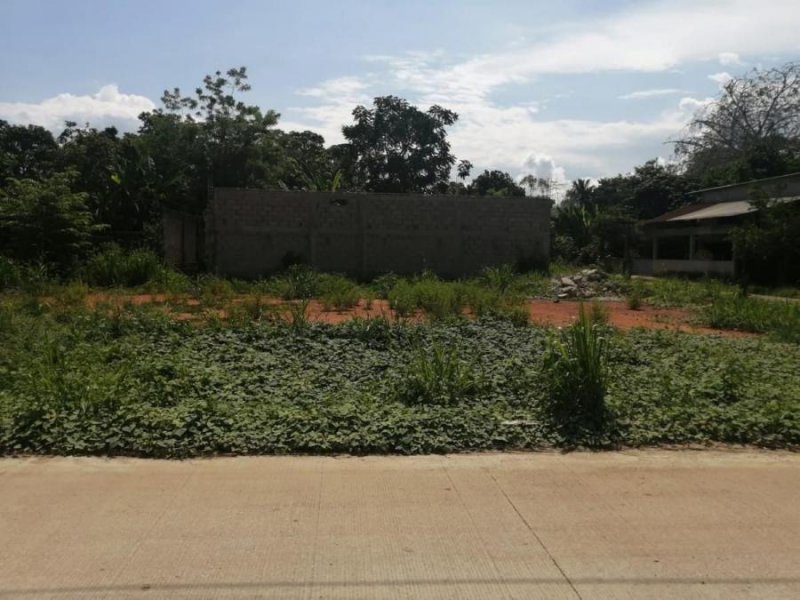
[[687, 171, 800, 197], [647, 195, 800, 224]]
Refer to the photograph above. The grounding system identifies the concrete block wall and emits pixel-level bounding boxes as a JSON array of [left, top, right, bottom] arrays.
[[204, 189, 550, 278]]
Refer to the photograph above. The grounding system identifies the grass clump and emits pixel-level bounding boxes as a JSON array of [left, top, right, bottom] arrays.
[[274, 265, 321, 300], [386, 275, 464, 321], [0, 257, 21, 291], [396, 342, 483, 406], [197, 275, 235, 308], [319, 274, 361, 311], [542, 305, 610, 430], [626, 281, 644, 310]]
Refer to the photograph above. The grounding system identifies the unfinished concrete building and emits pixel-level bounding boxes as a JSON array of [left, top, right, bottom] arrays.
[[165, 188, 552, 278]]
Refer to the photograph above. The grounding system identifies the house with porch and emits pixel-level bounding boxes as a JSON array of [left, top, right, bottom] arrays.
[[632, 172, 800, 277]]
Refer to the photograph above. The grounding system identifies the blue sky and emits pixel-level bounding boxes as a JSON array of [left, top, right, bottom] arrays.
[[2, 0, 799, 184]]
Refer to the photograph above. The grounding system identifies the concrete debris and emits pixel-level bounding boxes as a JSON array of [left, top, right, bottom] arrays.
[[551, 268, 622, 299]]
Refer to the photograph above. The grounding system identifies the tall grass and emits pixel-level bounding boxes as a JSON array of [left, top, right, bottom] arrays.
[[703, 294, 800, 343], [274, 265, 321, 300], [319, 274, 362, 310], [636, 276, 730, 307], [396, 342, 483, 405], [83, 245, 165, 288], [542, 305, 609, 427], [0, 257, 21, 291]]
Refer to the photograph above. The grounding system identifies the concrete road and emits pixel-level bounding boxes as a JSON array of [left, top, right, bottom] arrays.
[[1, 451, 799, 599]]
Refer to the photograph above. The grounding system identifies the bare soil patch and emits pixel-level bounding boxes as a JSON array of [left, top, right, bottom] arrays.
[[78, 293, 753, 336]]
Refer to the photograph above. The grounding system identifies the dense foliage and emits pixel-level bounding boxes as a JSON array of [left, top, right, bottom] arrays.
[[2, 61, 800, 283], [1, 302, 798, 457]]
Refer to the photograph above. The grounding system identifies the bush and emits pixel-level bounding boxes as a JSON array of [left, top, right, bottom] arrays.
[[387, 280, 417, 318], [198, 275, 235, 307], [480, 265, 516, 292], [84, 245, 165, 287], [275, 265, 321, 300], [0, 172, 101, 271], [319, 275, 361, 310], [542, 305, 610, 429]]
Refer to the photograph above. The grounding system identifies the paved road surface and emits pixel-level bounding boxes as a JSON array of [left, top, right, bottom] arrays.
[[1, 451, 799, 599]]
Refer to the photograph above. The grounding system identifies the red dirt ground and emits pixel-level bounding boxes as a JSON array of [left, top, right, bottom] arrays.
[[80, 294, 752, 337], [305, 299, 751, 336]]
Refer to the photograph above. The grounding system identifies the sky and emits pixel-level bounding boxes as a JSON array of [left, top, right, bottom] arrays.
[[2, 0, 799, 185]]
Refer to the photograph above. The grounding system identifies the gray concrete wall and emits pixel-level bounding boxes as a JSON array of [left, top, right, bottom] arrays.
[[204, 189, 550, 278], [632, 258, 734, 276]]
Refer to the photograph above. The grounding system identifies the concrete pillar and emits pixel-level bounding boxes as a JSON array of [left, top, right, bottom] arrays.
[[652, 237, 659, 260], [689, 235, 695, 260]]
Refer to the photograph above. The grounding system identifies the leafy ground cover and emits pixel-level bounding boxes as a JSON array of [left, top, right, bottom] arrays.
[[1, 301, 798, 457]]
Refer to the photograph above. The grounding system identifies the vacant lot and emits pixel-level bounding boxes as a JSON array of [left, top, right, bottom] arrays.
[[2, 274, 799, 456]]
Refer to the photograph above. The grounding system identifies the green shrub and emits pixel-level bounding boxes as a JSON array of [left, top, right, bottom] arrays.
[[84, 245, 164, 288], [480, 264, 516, 292], [276, 265, 321, 300], [58, 280, 89, 307], [371, 273, 400, 299], [286, 299, 310, 329], [396, 342, 483, 405], [542, 305, 609, 428], [627, 281, 644, 310], [0, 172, 101, 271], [590, 299, 610, 326], [0, 256, 21, 291], [198, 275, 235, 307], [319, 275, 361, 310], [387, 280, 417, 318], [414, 279, 463, 320]]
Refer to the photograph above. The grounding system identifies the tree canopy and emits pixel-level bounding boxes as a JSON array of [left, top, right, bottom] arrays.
[[675, 61, 800, 185], [341, 96, 459, 193]]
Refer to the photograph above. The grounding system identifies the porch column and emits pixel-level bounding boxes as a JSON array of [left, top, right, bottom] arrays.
[[652, 237, 659, 260], [689, 235, 695, 260]]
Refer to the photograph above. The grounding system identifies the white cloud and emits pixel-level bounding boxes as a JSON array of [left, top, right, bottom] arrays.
[[0, 85, 156, 133], [619, 88, 687, 100], [718, 52, 744, 66], [678, 96, 715, 111], [297, 76, 370, 99], [708, 71, 734, 86], [522, 154, 567, 183], [288, 0, 800, 177]]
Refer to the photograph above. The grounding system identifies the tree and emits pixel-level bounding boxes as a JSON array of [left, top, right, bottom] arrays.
[[563, 178, 595, 208], [277, 130, 342, 191], [139, 67, 283, 213], [0, 172, 102, 270], [0, 120, 59, 185], [468, 169, 525, 197], [675, 61, 800, 185], [731, 193, 800, 286], [55, 123, 159, 243], [341, 96, 459, 193], [520, 174, 561, 200]]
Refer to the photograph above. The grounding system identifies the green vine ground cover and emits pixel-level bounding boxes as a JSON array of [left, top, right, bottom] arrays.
[[1, 305, 798, 457]]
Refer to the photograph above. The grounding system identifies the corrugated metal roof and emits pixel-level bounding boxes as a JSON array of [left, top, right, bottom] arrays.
[[667, 200, 755, 221], [662, 196, 800, 222]]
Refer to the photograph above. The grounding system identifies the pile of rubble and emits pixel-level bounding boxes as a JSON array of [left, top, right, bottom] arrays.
[[552, 269, 620, 300]]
